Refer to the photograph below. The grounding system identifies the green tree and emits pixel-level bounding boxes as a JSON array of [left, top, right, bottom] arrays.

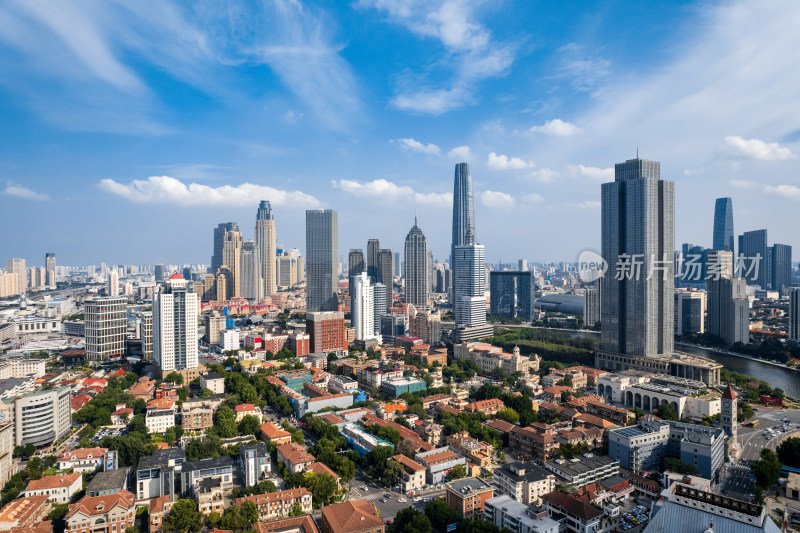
[[751, 448, 781, 489], [164, 372, 184, 385], [364, 445, 395, 479], [303, 472, 339, 507], [367, 424, 403, 446], [163, 499, 202, 533], [449, 463, 467, 480], [240, 501, 258, 526], [389, 507, 432, 533], [125, 527, 142, 533], [424, 499, 462, 533], [382, 459, 406, 488], [215, 406, 238, 438], [201, 388, 214, 399], [656, 402, 679, 421], [238, 414, 261, 437], [777, 437, 800, 468], [48, 503, 70, 533], [289, 501, 304, 516], [257, 480, 277, 493], [496, 408, 519, 424]]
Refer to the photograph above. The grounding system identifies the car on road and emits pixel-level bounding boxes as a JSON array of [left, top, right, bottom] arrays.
[[384, 494, 392, 499], [398, 498, 407, 502], [413, 497, 422, 502], [361, 485, 368, 491], [380, 498, 387, 503]]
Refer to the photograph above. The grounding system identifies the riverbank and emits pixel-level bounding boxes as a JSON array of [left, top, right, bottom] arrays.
[[676, 341, 800, 373]]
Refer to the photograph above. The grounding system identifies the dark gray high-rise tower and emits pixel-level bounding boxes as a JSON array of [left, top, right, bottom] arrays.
[[377, 249, 394, 311], [404, 218, 429, 308], [738, 229, 768, 289], [306, 210, 338, 313], [211, 222, 240, 274], [367, 239, 380, 281], [348, 249, 365, 297], [712, 197, 734, 253], [600, 157, 674, 359]]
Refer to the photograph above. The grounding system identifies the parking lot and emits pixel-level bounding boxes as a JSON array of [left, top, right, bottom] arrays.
[[91, 426, 128, 443], [616, 503, 650, 531]]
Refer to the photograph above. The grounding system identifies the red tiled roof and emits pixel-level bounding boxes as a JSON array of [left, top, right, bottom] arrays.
[[59, 447, 107, 462], [25, 473, 81, 492], [169, 273, 184, 280], [66, 491, 135, 519]]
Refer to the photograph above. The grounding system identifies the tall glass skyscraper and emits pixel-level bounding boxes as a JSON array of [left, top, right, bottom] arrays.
[[600, 157, 674, 358], [348, 248, 365, 297], [255, 201, 277, 297], [404, 218, 429, 308], [453, 233, 486, 328], [306, 209, 338, 312], [451, 163, 475, 266], [738, 229, 768, 289], [211, 222, 239, 274], [712, 197, 734, 253]]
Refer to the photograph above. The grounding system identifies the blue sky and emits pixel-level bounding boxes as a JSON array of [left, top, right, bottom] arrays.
[[2, 0, 800, 267]]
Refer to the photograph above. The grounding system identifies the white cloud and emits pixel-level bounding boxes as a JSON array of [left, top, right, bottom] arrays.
[[522, 193, 544, 203], [724, 136, 796, 161], [99, 176, 320, 207], [396, 138, 441, 155], [729, 179, 757, 189], [332, 178, 451, 206], [529, 119, 583, 136], [481, 190, 515, 208], [447, 145, 473, 160], [764, 184, 800, 200], [554, 43, 611, 91], [3, 184, 51, 201], [568, 200, 601, 209], [530, 168, 558, 182], [572, 164, 613, 182], [487, 152, 535, 170], [358, 0, 515, 114], [283, 109, 304, 122]]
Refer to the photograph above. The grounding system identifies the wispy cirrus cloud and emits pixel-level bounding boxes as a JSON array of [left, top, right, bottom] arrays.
[[396, 138, 441, 154], [724, 136, 796, 161], [571, 164, 613, 182], [529, 119, 583, 136], [332, 178, 451, 206], [487, 152, 535, 170], [358, 0, 515, 114], [3, 183, 51, 201], [99, 176, 319, 207]]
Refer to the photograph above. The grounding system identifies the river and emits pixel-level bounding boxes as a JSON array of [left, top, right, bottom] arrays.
[[548, 328, 800, 398]]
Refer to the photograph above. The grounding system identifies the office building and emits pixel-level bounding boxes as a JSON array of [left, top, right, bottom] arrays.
[[608, 417, 725, 480], [373, 283, 387, 334], [790, 288, 800, 342], [0, 403, 13, 487], [367, 239, 380, 281], [377, 248, 393, 311], [712, 197, 734, 253], [771, 243, 792, 294], [738, 229, 768, 289], [221, 228, 242, 298], [489, 271, 533, 320], [153, 264, 165, 283], [451, 162, 476, 271], [12, 387, 71, 446], [85, 296, 127, 360], [380, 315, 406, 345], [307, 311, 347, 354], [240, 240, 263, 302], [404, 218, 429, 308], [204, 311, 225, 344], [5, 259, 25, 295], [348, 249, 365, 297], [139, 311, 153, 360], [600, 157, 673, 359], [453, 238, 486, 327], [211, 222, 239, 274], [410, 308, 442, 344], [583, 286, 600, 327], [674, 290, 706, 335], [707, 251, 749, 344], [153, 274, 199, 380], [306, 209, 338, 312], [351, 273, 376, 342], [0, 272, 20, 298], [484, 495, 560, 533], [445, 477, 494, 519], [276, 253, 296, 289], [255, 201, 277, 297], [45, 253, 56, 288], [239, 442, 270, 488]]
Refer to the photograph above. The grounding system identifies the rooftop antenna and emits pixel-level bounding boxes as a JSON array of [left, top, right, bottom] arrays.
[[637, 146, 639, 158]]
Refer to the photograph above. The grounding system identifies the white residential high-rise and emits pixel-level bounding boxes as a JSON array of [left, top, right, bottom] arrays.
[[153, 273, 199, 378], [789, 288, 800, 342], [108, 269, 119, 297], [255, 201, 277, 297], [352, 272, 376, 341], [45, 253, 56, 289], [85, 296, 127, 360]]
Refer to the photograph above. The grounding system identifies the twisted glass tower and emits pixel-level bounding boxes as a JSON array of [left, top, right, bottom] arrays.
[[712, 197, 734, 253]]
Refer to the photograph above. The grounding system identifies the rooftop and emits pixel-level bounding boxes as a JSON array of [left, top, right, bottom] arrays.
[[545, 454, 619, 480], [321, 500, 384, 533], [497, 462, 552, 483], [25, 473, 81, 492], [446, 476, 493, 496]]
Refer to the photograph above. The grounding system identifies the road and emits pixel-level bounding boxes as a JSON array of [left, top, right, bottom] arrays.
[[716, 407, 800, 501]]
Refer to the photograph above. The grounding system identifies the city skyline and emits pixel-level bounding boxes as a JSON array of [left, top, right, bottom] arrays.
[[2, 1, 800, 266]]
